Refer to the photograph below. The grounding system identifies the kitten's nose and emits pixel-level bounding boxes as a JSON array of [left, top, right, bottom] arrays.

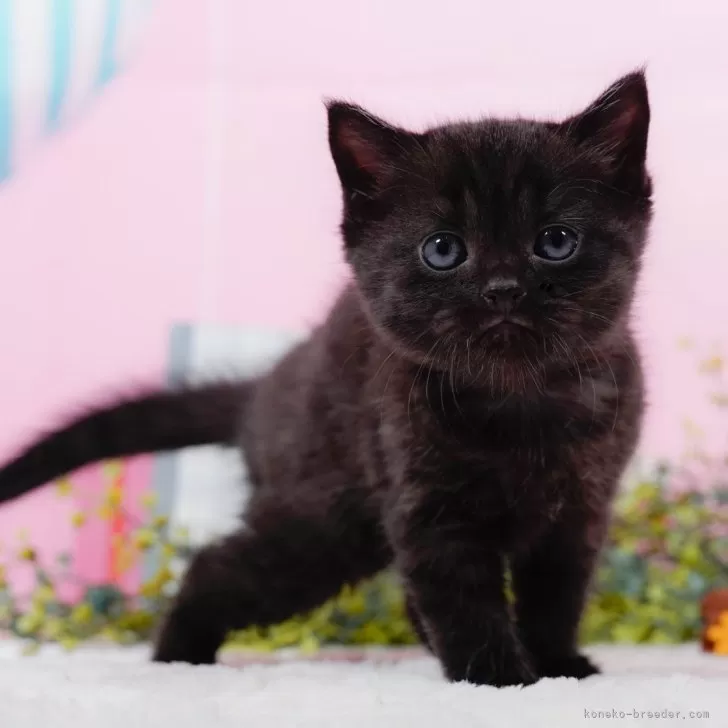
[[481, 277, 526, 313]]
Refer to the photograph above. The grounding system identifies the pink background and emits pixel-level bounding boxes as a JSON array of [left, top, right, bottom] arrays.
[[1, 0, 727, 587]]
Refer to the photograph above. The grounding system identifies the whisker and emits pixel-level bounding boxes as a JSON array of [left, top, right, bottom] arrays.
[[425, 337, 446, 416], [448, 342, 465, 421], [407, 338, 442, 428], [465, 335, 473, 378], [575, 331, 620, 433]]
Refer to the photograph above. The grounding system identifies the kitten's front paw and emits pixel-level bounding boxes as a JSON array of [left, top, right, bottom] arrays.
[[536, 653, 600, 680], [448, 653, 538, 687], [490, 661, 538, 688], [152, 610, 219, 665]]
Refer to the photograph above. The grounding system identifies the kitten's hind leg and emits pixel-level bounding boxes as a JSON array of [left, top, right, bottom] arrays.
[[153, 487, 387, 665]]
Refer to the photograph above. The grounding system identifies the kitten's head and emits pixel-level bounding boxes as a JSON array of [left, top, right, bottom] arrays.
[[327, 72, 652, 381]]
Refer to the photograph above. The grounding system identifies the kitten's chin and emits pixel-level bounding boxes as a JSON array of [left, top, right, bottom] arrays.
[[463, 326, 552, 389], [481, 320, 533, 338], [474, 320, 539, 356]]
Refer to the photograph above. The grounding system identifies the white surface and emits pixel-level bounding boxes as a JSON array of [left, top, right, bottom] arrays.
[[169, 325, 304, 546], [1, 642, 727, 727]]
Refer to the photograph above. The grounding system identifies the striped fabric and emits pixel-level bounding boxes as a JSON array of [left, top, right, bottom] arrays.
[[0, 0, 154, 182]]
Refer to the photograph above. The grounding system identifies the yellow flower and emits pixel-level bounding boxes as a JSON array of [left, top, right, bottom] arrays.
[[132, 529, 157, 551], [342, 590, 366, 615], [140, 491, 158, 510], [172, 526, 189, 545], [681, 417, 705, 440], [70, 603, 93, 625], [0, 563, 6, 588], [139, 581, 159, 599], [32, 585, 55, 606], [157, 566, 175, 585], [115, 611, 155, 632], [60, 636, 79, 651], [298, 633, 320, 655], [16, 612, 43, 635], [43, 617, 64, 640], [152, 515, 169, 530], [55, 478, 74, 497], [71, 511, 87, 528], [102, 460, 123, 480], [104, 486, 123, 510], [115, 545, 137, 574], [700, 355, 724, 374], [354, 623, 388, 645], [18, 547, 37, 562], [706, 611, 728, 655], [140, 567, 175, 598]]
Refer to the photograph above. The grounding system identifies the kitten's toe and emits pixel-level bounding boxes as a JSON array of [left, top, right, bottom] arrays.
[[152, 635, 217, 665], [536, 653, 600, 680], [456, 655, 538, 688], [152, 610, 220, 665], [491, 662, 539, 688]]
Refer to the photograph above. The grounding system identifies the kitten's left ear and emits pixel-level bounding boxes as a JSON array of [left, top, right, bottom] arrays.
[[561, 70, 651, 195], [327, 101, 415, 199]]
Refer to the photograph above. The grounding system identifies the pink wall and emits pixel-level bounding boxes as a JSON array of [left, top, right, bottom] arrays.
[[1, 0, 728, 575]]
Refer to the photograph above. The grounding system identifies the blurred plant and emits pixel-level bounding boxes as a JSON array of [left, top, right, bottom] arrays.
[[0, 480, 192, 654], [1, 340, 727, 653], [226, 573, 417, 653], [0, 475, 418, 654], [581, 473, 728, 644]]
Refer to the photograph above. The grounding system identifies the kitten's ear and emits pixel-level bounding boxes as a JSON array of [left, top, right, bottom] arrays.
[[561, 70, 651, 195], [327, 101, 413, 198]]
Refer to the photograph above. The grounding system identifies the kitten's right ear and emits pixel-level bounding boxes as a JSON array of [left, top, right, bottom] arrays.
[[327, 101, 413, 198], [560, 70, 651, 195]]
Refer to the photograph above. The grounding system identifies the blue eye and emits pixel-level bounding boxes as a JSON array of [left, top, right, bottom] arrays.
[[420, 232, 467, 271], [534, 226, 579, 262]]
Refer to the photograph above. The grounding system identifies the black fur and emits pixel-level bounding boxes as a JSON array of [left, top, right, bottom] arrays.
[[0, 71, 651, 686], [0, 382, 249, 502]]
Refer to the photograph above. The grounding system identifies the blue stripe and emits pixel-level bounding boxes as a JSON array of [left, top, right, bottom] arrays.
[[0, 0, 11, 181], [47, 0, 74, 129], [97, 0, 121, 87]]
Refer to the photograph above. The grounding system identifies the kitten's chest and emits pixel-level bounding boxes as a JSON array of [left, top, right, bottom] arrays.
[[462, 432, 573, 518], [439, 388, 587, 460], [381, 388, 591, 550], [412, 447, 572, 553]]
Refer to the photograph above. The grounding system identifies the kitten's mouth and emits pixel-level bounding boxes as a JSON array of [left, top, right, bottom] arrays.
[[481, 316, 534, 333]]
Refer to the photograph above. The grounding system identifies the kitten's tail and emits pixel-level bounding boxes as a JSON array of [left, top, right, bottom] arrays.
[[0, 381, 252, 505]]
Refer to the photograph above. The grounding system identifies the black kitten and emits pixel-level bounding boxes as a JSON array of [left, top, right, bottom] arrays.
[[0, 71, 651, 686]]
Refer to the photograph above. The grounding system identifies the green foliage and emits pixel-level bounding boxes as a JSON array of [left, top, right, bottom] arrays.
[[0, 492, 183, 653], [226, 573, 417, 653], [582, 474, 728, 645]]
